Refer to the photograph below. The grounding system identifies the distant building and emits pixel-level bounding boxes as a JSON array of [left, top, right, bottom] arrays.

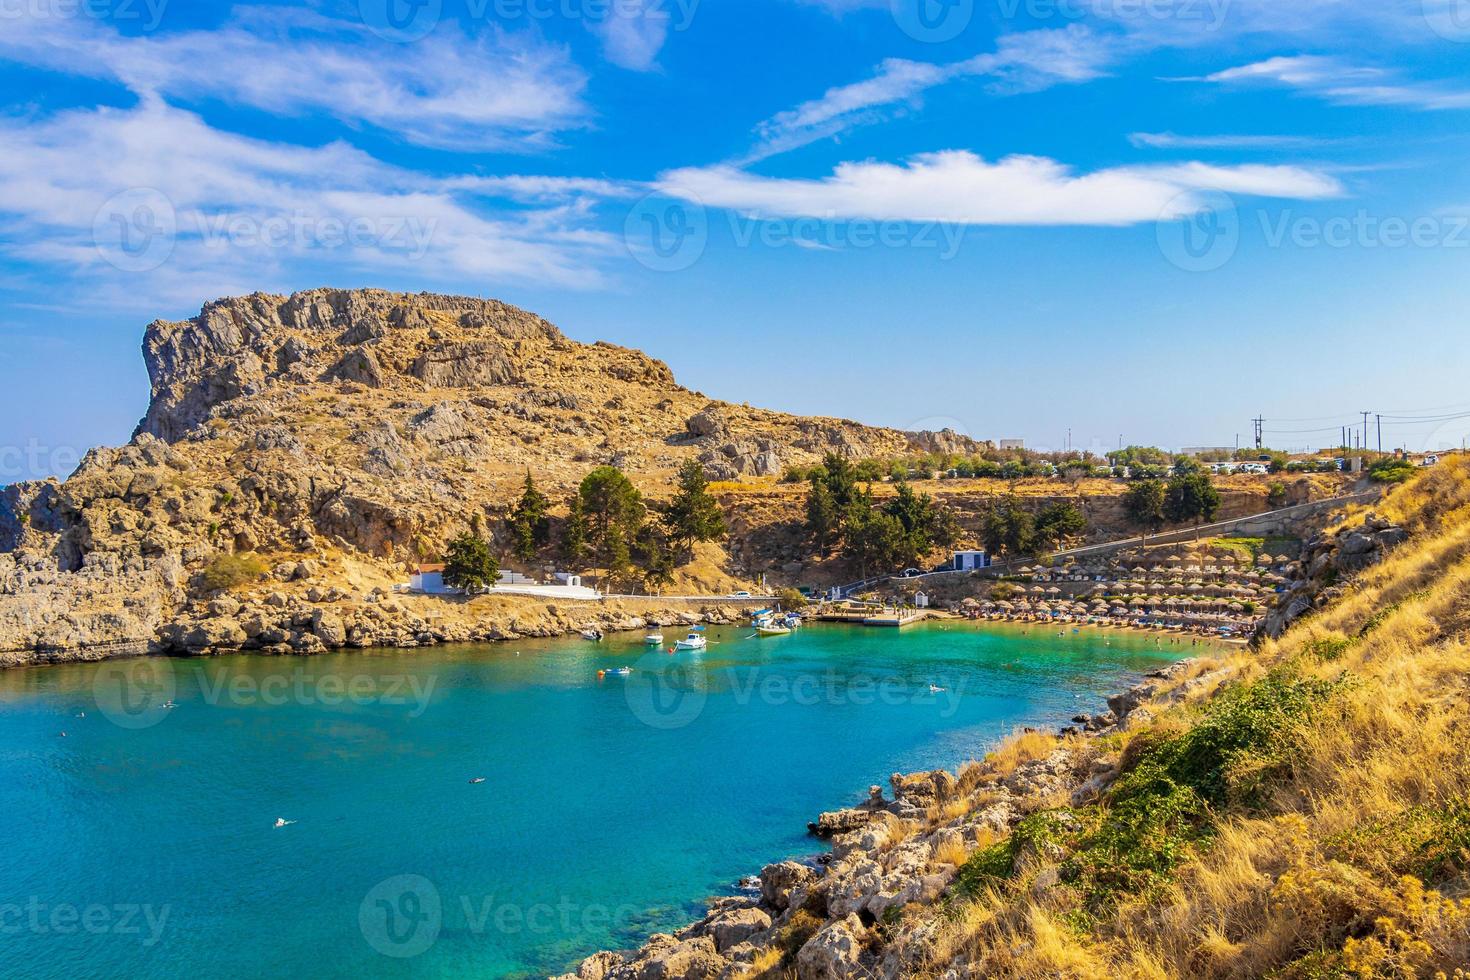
[[999, 439, 1025, 451], [553, 572, 584, 588], [914, 591, 930, 609], [952, 550, 989, 571], [409, 564, 452, 594], [1179, 447, 1234, 458]]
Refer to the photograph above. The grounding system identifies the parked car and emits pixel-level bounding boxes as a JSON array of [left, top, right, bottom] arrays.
[[729, 590, 752, 598], [898, 568, 925, 578]]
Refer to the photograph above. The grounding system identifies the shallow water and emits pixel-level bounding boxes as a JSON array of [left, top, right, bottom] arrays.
[[0, 622, 1192, 978]]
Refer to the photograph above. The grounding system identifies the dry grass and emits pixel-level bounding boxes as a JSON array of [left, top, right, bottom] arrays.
[[914, 457, 1470, 978]]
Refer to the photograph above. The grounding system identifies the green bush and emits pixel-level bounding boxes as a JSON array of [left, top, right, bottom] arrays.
[[1059, 669, 1341, 916], [200, 553, 270, 592], [1328, 799, 1470, 884]]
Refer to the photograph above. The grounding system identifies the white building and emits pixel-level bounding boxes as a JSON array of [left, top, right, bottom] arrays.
[[409, 564, 454, 594], [952, 550, 989, 571], [999, 439, 1025, 451], [914, 591, 930, 609]]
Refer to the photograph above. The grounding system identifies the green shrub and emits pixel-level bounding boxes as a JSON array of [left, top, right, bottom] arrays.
[[200, 553, 270, 592], [1328, 799, 1470, 884], [1060, 669, 1341, 916]]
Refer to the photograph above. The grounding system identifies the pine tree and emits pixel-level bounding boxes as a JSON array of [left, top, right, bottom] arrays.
[[509, 472, 551, 562], [562, 496, 590, 569], [443, 532, 499, 594], [665, 460, 726, 559]]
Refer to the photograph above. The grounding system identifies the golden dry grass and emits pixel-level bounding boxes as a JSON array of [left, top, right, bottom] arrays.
[[913, 458, 1470, 979]]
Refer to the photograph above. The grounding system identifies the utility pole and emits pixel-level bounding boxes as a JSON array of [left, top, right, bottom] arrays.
[[1376, 414, 1382, 453], [1360, 411, 1371, 454], [1252, 416, 1264, 451]]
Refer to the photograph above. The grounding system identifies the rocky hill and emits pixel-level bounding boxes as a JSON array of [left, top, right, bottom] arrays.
[[0, 288, 959, 660]]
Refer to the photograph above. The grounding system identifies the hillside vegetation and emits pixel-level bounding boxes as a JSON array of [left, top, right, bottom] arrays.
[[921, 457, 1470, 978]]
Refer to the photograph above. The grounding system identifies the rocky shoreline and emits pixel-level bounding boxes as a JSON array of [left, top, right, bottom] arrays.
[[0, 547, 757, 667], [551, 657, 1209, 980]]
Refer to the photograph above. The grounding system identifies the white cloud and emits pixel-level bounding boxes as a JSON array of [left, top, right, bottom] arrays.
[[658, 150, 1342, 226], [0, 6, 588, 151], [750, 26, 1112, 159], [1129, 132, 1332, 150], [0, 98, 619, 307], [590, 0, 673, 71], [1202, 55, 1470, 111]]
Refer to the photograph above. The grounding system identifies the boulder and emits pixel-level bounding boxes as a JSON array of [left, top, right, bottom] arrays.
[[759, 861, 818, 912], [796, 915, 867, 980]]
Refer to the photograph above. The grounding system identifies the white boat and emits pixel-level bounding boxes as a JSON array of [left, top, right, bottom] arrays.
[[756, 625, 791, 637], [674, 632, 707, 650], [580, 628, 604, 642], [645, 632, 665, 645]]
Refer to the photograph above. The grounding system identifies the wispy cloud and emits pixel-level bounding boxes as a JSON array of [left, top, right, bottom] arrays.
[[589, 0, 673, 71], [1129, 132, 1335, 150], [0, 98, 619, 308], [658, 150, 1342, 227], [749, 26, 1113, 160], [0, 5, 589, 151], [1201, 55, 1470, 111]]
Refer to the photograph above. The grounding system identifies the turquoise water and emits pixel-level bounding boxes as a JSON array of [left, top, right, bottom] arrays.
[[0, 623, 1189, 978]]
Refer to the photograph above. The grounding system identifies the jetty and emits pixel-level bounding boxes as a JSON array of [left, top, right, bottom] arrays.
[[815, 602, 927, 628]]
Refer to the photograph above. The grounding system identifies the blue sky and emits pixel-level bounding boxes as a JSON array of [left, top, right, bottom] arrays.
[[4, 0, 1470, 481]]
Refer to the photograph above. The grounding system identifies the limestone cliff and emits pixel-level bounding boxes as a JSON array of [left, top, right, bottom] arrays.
[[0, 287, 951, 659]]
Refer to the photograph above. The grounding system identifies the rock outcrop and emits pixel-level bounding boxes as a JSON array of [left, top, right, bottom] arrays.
[[0, 288, 926, 660], [1258, 511, 1409, 639]]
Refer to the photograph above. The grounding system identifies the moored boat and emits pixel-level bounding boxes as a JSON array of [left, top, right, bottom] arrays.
[[674, 632, 707, 650]]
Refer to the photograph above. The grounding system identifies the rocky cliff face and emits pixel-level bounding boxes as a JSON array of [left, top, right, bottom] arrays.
[[0, 287, 928, 659]]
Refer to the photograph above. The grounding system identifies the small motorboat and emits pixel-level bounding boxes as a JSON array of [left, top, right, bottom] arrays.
[[645, 632, 665, 645], [580, 629, 604, 642], [469, 777, 486, 784], [674, 632, 707, 650], [597, 667, 633, 678], [928, 684, 947, 695], [756, 624, 791, 637], [274, 818, 295, 829]]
